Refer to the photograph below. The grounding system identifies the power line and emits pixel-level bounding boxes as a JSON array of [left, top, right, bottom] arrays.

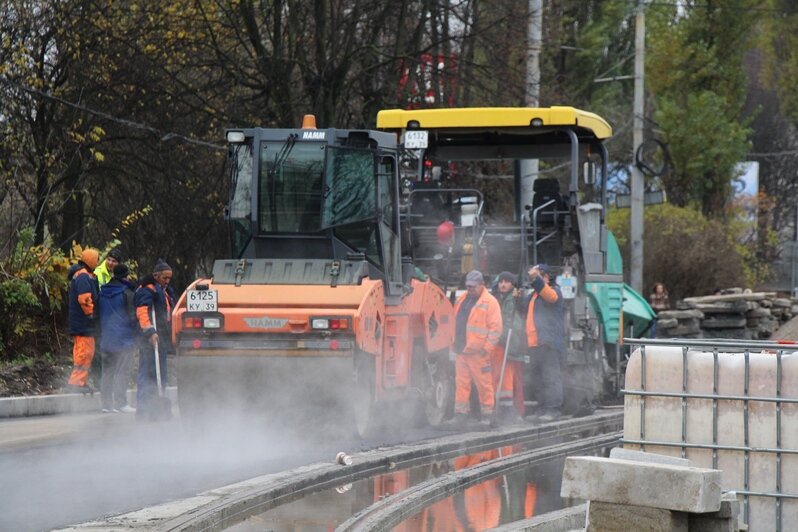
[[749, 149, 798, 158], [0, 76, 225, 151]]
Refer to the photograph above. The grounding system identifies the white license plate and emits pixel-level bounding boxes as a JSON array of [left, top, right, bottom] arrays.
[[403, 130, 428, 149], [186, 289, 218, 312]]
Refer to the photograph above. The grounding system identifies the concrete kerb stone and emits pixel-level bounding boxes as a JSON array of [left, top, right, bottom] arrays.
[[488, 503, 587, 532], [0, 387, 177, 418], [609, 447, 691, 468], [560, 456, 722, 513], [586, 501, 688, 532]]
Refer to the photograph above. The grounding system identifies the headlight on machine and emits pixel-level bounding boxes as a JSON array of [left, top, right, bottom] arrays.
[[203, 317, 221, 329], [310, 317, 349, 330], [183, 315, 223, 330], [311, 318, 330, 330]]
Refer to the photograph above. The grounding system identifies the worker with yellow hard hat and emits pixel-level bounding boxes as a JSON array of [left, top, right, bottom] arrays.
[[66, 248, 101, 393]]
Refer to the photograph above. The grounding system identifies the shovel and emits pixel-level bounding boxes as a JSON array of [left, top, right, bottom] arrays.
[[149, 307, 173, 421], [495, 329, 512, 407]]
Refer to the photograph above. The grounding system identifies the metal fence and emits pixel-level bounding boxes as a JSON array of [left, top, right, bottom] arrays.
[[621, 337, 798, 531]]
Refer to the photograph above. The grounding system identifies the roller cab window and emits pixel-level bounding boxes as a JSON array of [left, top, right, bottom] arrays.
[[258, 140, 326, 233]]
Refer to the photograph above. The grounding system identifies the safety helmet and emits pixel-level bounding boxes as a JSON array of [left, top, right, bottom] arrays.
[[80, 248, 100, 270]]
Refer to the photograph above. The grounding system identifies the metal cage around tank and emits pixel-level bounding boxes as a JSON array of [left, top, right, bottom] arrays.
[[621, 337, 798, 531]]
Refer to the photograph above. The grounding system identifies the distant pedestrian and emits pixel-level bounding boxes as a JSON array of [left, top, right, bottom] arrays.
[[451, 270, 502, 427], [94, 248, 123, 287], [134, 260, 175, 420], [98, 263, 137, 413], [649, 282, 670, 314], [490, 271, 526, 423], [518, 264, 565, 422], [66, 248, 100, 393]]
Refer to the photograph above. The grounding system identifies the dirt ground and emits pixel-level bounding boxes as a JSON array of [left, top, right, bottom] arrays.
[[0, 358, 71, 397]]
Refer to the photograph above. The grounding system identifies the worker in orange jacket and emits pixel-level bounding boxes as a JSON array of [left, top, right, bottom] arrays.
[[66, 248, 100, 392], [452, 269, 502, 427], [518, 264, 565, 422]]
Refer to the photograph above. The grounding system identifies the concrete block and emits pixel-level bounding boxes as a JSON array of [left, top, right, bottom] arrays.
[[560, 456, 722, 513], [702, 317, 747, 329], [609, 447, 691, 468], [657, 309, 704, 320], [586, 501, 687, 532], [657, 318, 678, 329], [688, 493, 741, 532], [695, 301, 749, 314], [746, 307, 772, 318]]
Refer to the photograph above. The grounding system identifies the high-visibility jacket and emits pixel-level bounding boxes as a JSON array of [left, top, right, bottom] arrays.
[[94, 260, 112, 286], [519, 277, 565, 351], [67, 262, 98, 336], [134, 275, 175, 344], [453, 289, 502, 356]]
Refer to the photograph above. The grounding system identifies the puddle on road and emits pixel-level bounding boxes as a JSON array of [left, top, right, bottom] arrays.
[[227, 444, 612, 531]]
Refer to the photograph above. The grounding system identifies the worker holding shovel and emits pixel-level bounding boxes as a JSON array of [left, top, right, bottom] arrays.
[[491, 271, 526, 424], [134, 259, 176, 421]]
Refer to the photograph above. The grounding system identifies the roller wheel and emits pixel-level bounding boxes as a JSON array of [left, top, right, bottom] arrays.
[[424, 353, 453, 426]]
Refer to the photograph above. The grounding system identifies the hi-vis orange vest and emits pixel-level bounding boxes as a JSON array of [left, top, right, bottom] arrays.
[[453, 289, 503, 355], [525, 283, 560, 348]]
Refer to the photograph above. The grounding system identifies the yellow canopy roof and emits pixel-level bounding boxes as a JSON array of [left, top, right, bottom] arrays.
[[376, 106, 612, 139]]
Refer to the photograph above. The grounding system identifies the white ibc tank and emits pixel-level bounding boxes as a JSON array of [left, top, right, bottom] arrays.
[[624, 345, 798, 530]]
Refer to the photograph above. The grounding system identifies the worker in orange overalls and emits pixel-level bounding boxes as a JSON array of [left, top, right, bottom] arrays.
[[66, 248, 100, 393], [452, 269, 502, 427]]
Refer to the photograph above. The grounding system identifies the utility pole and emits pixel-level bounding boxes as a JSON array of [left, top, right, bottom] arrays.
[[519, 0, 542, 217], [630, 0, 646, 294]]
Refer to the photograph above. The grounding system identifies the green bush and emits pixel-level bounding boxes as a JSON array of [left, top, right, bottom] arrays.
[[0, 228, 70, 361], [607, 204, 763, 301]]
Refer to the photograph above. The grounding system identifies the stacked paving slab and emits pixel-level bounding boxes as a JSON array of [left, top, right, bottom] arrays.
[[655, 288, 797, 340], [560, 448, 744, 532]]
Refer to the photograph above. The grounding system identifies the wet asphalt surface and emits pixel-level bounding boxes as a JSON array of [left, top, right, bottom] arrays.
[[0, 410, 444, 532]]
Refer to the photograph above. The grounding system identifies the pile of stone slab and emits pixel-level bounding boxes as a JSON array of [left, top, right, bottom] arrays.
[[655, 288, 796, 340], [560, 448, 744, 532]]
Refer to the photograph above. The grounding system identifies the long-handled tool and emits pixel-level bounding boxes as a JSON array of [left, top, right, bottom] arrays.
[[495, 329, 512, 408], [150, 307, 173, 421]]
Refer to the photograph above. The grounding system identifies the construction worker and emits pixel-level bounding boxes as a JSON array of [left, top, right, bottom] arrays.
[[66, 248, 100, 393], [94, 248, 123, 287], [135, 259, 175, 420], [90, 248, 122, 386], [451, 269, 502, 427], [518, 264, 565, 422], [98, 263, 137, 413], [491, 271, 525, 423]]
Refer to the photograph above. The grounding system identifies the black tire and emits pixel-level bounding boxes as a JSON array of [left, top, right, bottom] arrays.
[[424, 350, 454, 426]]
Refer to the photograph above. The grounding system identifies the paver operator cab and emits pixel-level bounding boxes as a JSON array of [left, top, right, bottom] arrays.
[[377, 107, 655, 415], [172, 116, 454, 437]]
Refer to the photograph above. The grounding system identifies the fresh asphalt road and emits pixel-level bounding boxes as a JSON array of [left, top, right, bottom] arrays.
[[0, 409, 444, 532]]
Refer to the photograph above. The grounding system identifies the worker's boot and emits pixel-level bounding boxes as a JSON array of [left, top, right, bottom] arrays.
[[440, 412, 469, 430], [499, 405, 524, 425]]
